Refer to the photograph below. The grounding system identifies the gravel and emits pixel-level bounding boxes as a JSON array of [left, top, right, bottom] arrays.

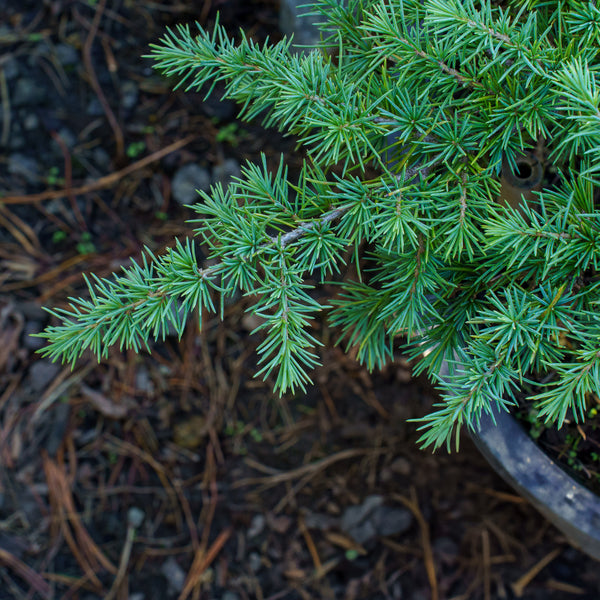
[[171, 163, 212, 206]]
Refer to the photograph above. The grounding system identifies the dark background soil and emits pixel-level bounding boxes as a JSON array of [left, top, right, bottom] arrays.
[[1, 1, 600, 599]]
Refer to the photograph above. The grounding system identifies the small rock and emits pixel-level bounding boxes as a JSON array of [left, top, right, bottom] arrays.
[[135, 367, 154, 394], [341, 495, 383, 532], [390, 457, 412, 476], [221, 593, 240, 600], [54, 43, 79, 66], [248, 552, 262, 573], [23, 113, 39, 131], [56, 127, 77, 150], [373, 506, 412, 537], [211, 158, 241, 188], [13, 77, 47, 107], [8, 153, 40, 184], [433, 536, 459, 566], [201, 94, 237, 120], [172, 163, 211, 206], [2, 56, 19, 80], [129, 594, 145, 600], [248, 514, 266, 538], [341, 495, 412, 544], [23, 321, 45, 350], [28, 360, 61, 393], [92, 147, 112, 171], [86, 97, 104, 117], [303, 510, 339, 531], [161, 557, 186, 593], [279, 0, 326, 52], [127, 507, 145, 528], [120, 80, 139, 110]]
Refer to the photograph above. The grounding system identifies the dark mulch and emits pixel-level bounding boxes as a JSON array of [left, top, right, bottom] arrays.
[[1, 1, 599, 599]]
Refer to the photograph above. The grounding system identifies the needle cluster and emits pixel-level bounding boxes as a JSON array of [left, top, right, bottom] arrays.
[[40, 0, 600, 450]]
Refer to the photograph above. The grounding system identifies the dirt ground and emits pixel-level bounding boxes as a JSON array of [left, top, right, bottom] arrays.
[[1, 1, 600, 599]]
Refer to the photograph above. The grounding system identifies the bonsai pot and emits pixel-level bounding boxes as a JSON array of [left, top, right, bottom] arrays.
[[471, 404, 600, 560]]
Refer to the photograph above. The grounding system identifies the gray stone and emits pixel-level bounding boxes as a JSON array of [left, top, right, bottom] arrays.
[[172, 163, 211, 206], [13, 77, 47, 107], [127, 507, 145, 528], [247, 513, 266, 538], [161, 557, 186, 593], [86, 97, 104, 117], [373, 505, 412, 537], [135, 367, 154, 393], [221, 593, 240, 600], [120, 80, 139, 110], [54, 43, 79, 66], [341, 495, 412, 544], [23, 321, 46, 350], [8, 153, 40, 184], [28, 360, 61, 393], [2, 56, 19, 80], [56, 127, 76, 149], [92, 147, 112, 171], [212, 158, 241, 188], [279, 0, 327, 52], [23, 113, 39, 131], [341, 495, 383, 532], [248, 552, 262, 573], [390, 456, 411, 476]]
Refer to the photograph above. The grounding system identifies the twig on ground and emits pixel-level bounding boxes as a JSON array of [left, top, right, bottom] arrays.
[[511, 548, 562, 597], [2, 136, 196, 205], [393, 488, 438, 600]]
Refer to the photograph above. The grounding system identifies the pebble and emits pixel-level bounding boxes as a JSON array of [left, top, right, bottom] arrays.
[[23, 113, 39, 131], [2, 56, 19, 80], [120, 80, 139, 110], [27, 360, 61, 393], [13, 77, 47, 107], [54, 43, 79, 66], [212, 157, 241, 188], [56, 127, 77, 150], [390, 456, 412, 476], [127, 507, 145, 528], [248, 552, 262, 573], [279, 0, 325, 52], [92, 147, 112, 171], [135, 367, 154, 394], [86, 97, 104, 117], [8, 153, 40, 184], [22, 320, 46, 350], [171, 163, 211, 206], [221, 593, 240, 600], [161, 556, 186, 593], [248, 514, 266, 538], [341, 495, 412, 545]]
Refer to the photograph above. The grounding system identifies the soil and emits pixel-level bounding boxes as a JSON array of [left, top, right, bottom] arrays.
[[1, 1, 600, 599]]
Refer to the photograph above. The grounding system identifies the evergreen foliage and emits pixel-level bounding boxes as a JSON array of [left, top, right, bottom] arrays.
[[40, 0, 600, 450]]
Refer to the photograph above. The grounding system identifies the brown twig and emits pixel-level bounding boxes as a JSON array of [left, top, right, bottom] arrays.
[[1, 135, 195, 205], [178, 528, 233, 600], [393, 488, 438, 600], [511, 548, 562, 597], [49, 130, 86, 229], [81, 0, 125, 161], [0, 548, 52, 599]]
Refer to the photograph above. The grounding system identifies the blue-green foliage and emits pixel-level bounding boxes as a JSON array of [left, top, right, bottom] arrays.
[[40, 0, 600, 450]]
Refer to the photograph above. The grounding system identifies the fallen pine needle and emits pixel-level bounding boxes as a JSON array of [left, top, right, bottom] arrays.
[[511, 548, 561, 597], [178, 527, 232, 600]]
